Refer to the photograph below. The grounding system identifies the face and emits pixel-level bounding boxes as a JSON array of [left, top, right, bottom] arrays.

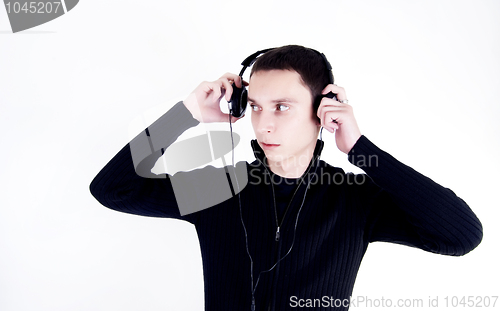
[[248, 69, 321, 169]]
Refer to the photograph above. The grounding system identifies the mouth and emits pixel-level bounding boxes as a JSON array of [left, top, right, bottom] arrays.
[[261, 142, 280, 149]]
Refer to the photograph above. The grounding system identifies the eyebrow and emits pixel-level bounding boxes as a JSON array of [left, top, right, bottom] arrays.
[[247, 97, 297, 104]]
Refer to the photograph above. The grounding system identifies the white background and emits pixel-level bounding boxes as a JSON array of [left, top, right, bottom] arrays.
[[1, 0, 498, 310]]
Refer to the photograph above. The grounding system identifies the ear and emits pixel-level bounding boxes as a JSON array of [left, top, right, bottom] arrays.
[[314, 114, 322, 127]]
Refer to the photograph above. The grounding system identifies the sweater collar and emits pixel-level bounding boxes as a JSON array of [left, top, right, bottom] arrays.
[[250, 139, 325, 172]]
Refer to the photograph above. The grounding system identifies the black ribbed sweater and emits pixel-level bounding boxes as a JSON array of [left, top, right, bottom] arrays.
[[89, 101, 482, 310]]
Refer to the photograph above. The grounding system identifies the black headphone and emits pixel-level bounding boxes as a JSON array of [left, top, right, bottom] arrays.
[[228, 47, 337, 118]]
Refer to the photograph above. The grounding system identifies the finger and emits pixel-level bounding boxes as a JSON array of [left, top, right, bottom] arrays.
[[317, 97, 342, 121], [323, 122, 338, 133], [319, 106, 345, 131], [230, 113, 245, 123], [234, 76, 243, 88], [318, 104, 332, 129], [321, 84, 344, 95], [210, 82, 222, 102], [220, 88, 227, 101], [324, 113, 340, 132], [221, 73, 243, 88], [325, 111, 341, 126], [218, 112, 245, 123], [220, 78, 233, 102], [322, 84, 347, 102]]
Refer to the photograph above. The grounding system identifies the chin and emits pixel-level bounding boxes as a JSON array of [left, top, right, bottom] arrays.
[[266, 152, 289, 163]]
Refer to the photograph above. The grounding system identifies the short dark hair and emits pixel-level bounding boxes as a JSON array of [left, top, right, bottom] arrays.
[[250, 45, 332, 123]]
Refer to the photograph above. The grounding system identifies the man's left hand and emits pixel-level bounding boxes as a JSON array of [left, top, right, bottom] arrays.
[[317, 84, 362, 154]]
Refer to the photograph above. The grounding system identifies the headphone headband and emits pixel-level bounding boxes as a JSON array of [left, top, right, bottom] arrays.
[[238, 48, 275, 77]]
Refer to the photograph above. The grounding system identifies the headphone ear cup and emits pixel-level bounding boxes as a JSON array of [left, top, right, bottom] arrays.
[[239, 88, 248, 117], [229, 83, 247, 118]]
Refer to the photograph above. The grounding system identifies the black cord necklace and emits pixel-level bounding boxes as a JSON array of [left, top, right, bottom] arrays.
[[229, 115, 324, 310]]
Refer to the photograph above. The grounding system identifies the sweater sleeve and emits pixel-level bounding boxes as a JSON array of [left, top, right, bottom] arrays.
[[89, 101, 201, 222], [349, 135, 483, 256]]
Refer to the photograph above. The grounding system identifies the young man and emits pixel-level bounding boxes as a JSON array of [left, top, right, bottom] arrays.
[[90, 45, 482, 310]]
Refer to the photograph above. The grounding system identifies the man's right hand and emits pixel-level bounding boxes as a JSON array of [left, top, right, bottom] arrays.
[[183, 73, 247, 123]]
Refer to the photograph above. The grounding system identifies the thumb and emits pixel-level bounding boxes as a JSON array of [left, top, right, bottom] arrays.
[[228, 113, 245, 123]]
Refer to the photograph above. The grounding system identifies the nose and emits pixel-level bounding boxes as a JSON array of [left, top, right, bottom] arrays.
[[256, 111, 275, 134]]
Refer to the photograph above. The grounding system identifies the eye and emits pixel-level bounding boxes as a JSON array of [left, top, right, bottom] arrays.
[[249, 104, 260, 112], [277, 104, 289, 112]]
